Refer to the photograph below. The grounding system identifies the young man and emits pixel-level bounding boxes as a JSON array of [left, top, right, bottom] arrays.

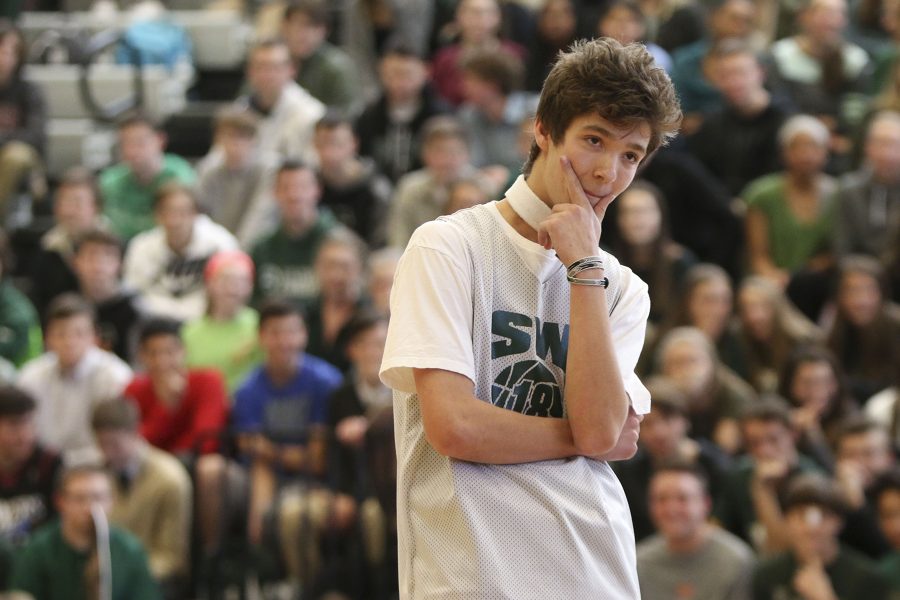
[[751, 474, 890, 600], [872, 468, 900, 591], [91, 399, 191, 598], [9, 465, 161, 600], [637, 462, 755, 600], [380, 38, 681, 598], [17, 294, 133, 464], [99, 114, 196, 241]]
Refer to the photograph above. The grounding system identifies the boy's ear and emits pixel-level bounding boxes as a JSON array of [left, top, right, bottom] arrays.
[[533, 119, 551, 152]]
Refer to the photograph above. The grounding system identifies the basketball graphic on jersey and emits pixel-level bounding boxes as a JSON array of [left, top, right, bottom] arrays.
[[491, 360, 563, 418]]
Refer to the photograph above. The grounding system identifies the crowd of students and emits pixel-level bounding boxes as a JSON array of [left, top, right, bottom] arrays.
[[0, 0, 899, 598]]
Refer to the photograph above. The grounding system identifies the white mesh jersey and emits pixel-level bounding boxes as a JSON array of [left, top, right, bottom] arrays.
[[381, 193, 651, 600]]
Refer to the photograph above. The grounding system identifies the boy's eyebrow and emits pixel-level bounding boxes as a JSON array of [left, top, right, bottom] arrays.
[[582, 124, 648, 154]]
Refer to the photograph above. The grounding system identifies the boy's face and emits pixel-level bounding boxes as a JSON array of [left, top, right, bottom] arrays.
[[640, 409, 688, 458], [315, 243, 362, 301], [662, 340, 714, 397], [73, 242, 121, 290], [785, 504, 842, 562], [743, 419, 795, 463], [219, 127, 256, 167], [649, 471, 710, 543], [837, 430, 894, 488], [46, 314, 96, 370], [118, 124, 164, 174], [379, 54, 428, 103], [706, 53, 764, 109], [0, 413, 36, 467], [156, 191, 197, 248], [347, 322, 388, 382], [314, 125, 357, 171], [838, 271, 882, 326], [247, 46, 294, 100], [532, 114, 649, 218], [865, 118, 900, 184], [139, 334, 185, 378], [790, 360, 837, 415], [275, 168, 321, 228], [54, 184, 98, 234], [877, 489, 900, 550], [281, 12, 327, 60], [260, 314, 307, 365], [422, 137, 469, 183], [57, 472, 112, 535], [95, 429, 138, 472]]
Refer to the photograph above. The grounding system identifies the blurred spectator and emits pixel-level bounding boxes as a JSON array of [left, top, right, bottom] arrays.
[[767, 0, 872, 146], [524, 0, 577, 92], [870, 0, 900, 95], [9, 465, 161, 600], [637, 462, 755, 599], [457, 49, 538, 174], [196, 108, 277, 249], [123, 184, 238, 323], [656, 327, 756, 455], [0, 386, 62, 552], [834, 418, 895, 558], [872, 468, 900, 590], [715, 399, 824, 552], [124, 319, 228, 459], [17, 294, 132, 465], [71, 229, 142, 364], [233, 39, 325, 164], [0, 231, 39, 368], [443, 176, 493, 215], [388, 116, 476, 249], [251, 160, 338, 309], [826, 256, 900, 401], [779, 346, 858, 471], [834, 110, 900, 258], [281, 0, 362, 117], [365, 247, 402, 317], [430, 0, 525, 107], [314, 113, 392, 247], [30, 168, 107, 318], [354, 42, 447, 183], [100, 114, 196, 241], [688, 38, 794, 197], [671, 0, 760, 132], [734, 276, 822, 393], [0, 20, 46, 224], [231, 301, 342, 591], [751, 474, 890, 599], [864, 371, 900, 448], [306, 229, 368, 371], [92, 400, 191, 599], [182, 250, 262, 395], [614, 377, 731, 541], [597, 1, 673, 72], [607, 181, 696, 326]]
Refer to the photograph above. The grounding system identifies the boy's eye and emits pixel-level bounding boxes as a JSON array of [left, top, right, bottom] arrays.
[[624, 152, 640, 163], [586, 136, 602, 146]]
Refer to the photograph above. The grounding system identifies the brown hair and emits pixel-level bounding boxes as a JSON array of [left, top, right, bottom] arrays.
[[460, 49, 525, 96], [214, 107, 260, 138], [523, 37, 681, 175], [91, 399, 140, 432], [45, 293, 95, 328]]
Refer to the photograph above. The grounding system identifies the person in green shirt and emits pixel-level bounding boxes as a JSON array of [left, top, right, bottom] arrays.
[[0, 231, 39, 367], [251, 160, 337, 309], [99, 114, 196, 240], [183, 250, 263, 394], [9, 464, 161, 600]]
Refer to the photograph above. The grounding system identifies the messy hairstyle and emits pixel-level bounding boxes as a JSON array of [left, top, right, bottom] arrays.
[[523, 37, 682, 175]]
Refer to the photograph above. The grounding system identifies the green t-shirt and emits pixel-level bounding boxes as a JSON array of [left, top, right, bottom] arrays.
[[0, 279, 40, 366], [742, 173, 836, 272], [879, 552, 900, 592], [99, 154, 197, 240], [752, 547, 890, 599], [251, 211, 337, 309], [9, 520, 161, 600], [182, 307, 263, 394]]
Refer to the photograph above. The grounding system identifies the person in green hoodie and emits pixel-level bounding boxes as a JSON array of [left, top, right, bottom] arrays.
[[0, 231, 39, 367]]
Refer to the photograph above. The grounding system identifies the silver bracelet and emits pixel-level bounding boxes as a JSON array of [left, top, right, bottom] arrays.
[[566, 255, 605, 279], [567, 274, 609, 287]]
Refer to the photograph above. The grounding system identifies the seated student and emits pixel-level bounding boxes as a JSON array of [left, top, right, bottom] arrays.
[[0, 231, 39, 368], [655, 326, 757, 455], [124, 183, 238, 322], [71, 229, 142, 364], [871, 468, 900, 591], [0, 386, 62, 552], [716, 398, 824, 552], [91, 400, 191, 600], [615, 377, 732, 541], [251, 160, 338, 309], [833, 418, 895, 559], [195, 107, 277, 249], [9, 465, 161, 600], [597, 0, 673, 72], [752, 474, 890, 600], [17, 294, 132, 464], [354, 41, 447, 184], [306, 229, 369, 371], [124, 318, 228, 459], [637, 462, 755, 600], [387, 116, 477, 249], [30, 168, 108, 318], [182, 250, 262, 395], [313, 113, 392, 248], [232, 300, 342, 592], [365, 247, 401, 318], [100, 114, 196, 241]]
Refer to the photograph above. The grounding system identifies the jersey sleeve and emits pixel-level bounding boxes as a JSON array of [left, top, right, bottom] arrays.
[[380, 220, 476, 393], [609, 262, 652, 415]]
